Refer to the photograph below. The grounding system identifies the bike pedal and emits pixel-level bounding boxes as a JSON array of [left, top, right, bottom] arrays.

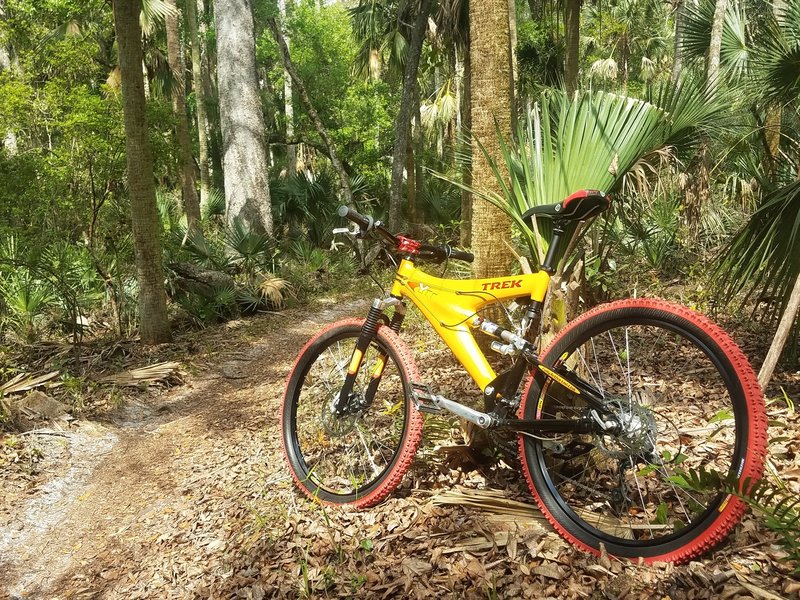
[[410, 382, 441, 413]]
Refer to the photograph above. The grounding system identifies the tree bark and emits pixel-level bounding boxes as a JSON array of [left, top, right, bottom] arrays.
[[214, 0, 273, 233], [759, 271, 800, 390], [268, 17, 352, 205], [165, 0, 200, 226], [388, 0, 432, 229], [468, 0, 514, 279], [672, 0, 685, 83], [564, 0, 581, 96], [459, 45, 472, 248], [707, 0, 728, 91], [279, 0, 297, 178], [112, 0, 171, 344], [186, 0, 211, 208]]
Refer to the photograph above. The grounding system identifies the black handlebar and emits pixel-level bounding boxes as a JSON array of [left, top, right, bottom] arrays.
[[337, 204, 373, 231], [337, 205, 474, 265]]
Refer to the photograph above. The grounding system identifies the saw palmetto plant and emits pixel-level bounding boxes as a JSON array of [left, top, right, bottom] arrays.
[[467, 79, 724, 266]]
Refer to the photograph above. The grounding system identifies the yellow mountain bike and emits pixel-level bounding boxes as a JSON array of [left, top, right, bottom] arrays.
[[281, 192, 767, 564]]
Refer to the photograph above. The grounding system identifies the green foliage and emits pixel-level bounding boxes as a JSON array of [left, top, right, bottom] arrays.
[[673, 468, 800, 573], [465, 80, 723, 265], [714, 181, 800, 322]]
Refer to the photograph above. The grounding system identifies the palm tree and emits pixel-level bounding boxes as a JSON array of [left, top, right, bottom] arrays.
[[165, 0, 200, 226], [112, 0, 171, 344], [185, 0, 211, 208], [468, 0, 515, 279]]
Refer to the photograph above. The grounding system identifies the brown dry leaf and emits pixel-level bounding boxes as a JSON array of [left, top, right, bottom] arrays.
[[531, 562, 567, 580], [464, 559, 486, 580], [401, 557, 432, 577]]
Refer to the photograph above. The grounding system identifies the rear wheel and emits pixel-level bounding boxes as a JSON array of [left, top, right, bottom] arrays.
[[519, 299, 767, 563], [282, 319, 423, 507]]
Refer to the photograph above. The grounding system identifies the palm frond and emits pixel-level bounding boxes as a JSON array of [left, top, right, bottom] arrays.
[[462, 82, 723, 264], [140, 0, 178, 37], [714, 181, 800, 322]]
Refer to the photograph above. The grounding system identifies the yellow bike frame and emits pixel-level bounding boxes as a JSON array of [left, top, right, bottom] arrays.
[[389, 258, 551, 391]]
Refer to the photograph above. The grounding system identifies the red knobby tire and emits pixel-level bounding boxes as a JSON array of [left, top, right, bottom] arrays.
[[518, 299, 767, 563], [281, 318, 423, 507]]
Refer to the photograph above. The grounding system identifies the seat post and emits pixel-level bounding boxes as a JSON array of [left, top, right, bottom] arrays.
[[541, 221, 566, 274]]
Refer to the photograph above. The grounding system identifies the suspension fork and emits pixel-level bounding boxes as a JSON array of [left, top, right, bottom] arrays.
[[333, 297, 406, 414]]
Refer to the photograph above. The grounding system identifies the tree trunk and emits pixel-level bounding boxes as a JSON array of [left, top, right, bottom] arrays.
[[672, 0, 685, 83], [279, 0, 297, 178], [112, 0, 171, 344], [0, 43, 17, 154], [268, 17, 352, 205], [564, 0, 581, 96], [459, 45, 472, 248], [764, 0, 785, 176], [214, 0, 273, 233], [508, 0, 518, 107], [707, 0, 728, 91], [388, 0, 432, 229], [759, 271, 800, 390], [186, 0, 211, 208], [165, 0, 200, 226], [468, 0, 514, 279]]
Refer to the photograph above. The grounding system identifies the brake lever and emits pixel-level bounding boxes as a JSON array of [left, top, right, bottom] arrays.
[[332, 225, 361, 237]]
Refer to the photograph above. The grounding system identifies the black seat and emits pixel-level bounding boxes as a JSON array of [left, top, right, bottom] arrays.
[[522, 189, 611, 224]]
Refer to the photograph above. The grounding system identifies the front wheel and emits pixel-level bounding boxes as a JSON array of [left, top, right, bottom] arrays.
[[281, 319, 423, 507], [519, 299, 767, 563]]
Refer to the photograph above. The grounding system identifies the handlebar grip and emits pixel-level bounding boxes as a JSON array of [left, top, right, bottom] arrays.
[[444, 245, 474, 264], [337, 205, 373, 231]]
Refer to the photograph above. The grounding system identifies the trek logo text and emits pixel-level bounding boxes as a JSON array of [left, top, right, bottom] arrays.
[[481, 279, 523, 291]]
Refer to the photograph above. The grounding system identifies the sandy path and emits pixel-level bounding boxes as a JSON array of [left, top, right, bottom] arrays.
[[0, 299, 367, 599]]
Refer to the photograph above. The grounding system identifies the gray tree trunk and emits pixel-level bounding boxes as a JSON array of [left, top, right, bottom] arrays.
[[186, 0, 211, 209], [112, 0, 171, 344], [165, 0, 200, 226], [388, 0, 432, 229], [672, 0, 685, 83], [213, 0, 273, 233], [707, 0, 728, 90], [279, 0, 297, 177], [759, 271, 800, 390]]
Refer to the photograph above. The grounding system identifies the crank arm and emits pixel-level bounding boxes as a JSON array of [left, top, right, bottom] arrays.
[[411, 384, 495, 429]]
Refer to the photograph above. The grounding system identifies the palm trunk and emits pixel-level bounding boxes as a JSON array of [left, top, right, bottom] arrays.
[[672, 0, 685, 82], [112, 0, 171, 344], [214, 0, 273, 233], [468, 0, 514, 279], [186, 0, 211, 208], [460, 43, 472, 248], [165, 0, 200, 226], [564, 0, 581, 96], [388, 0, 432, 229], [707, 0, 728, 92]]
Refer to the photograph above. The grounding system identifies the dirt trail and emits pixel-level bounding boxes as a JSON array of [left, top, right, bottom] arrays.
[[0, 299, 367, 599]]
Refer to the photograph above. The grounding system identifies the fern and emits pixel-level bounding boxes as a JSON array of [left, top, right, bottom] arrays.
[[676, 467, 800, 572]]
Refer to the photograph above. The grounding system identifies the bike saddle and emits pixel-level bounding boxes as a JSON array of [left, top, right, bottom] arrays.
[[522, 189, 611, 223]]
